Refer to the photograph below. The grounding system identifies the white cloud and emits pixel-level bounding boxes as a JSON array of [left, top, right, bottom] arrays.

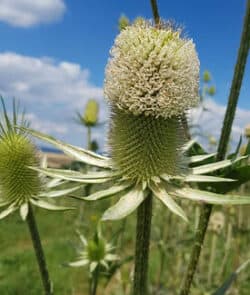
[[189, 98, 250, 149], [0, 0, 66, 27], [0, 52, 107, 149], [0, 51, 249, 152]]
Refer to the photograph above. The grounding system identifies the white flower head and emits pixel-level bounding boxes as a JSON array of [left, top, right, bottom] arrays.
[[104, 20, 200, 118]]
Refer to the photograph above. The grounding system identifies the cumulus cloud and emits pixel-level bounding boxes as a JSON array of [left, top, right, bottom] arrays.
[[0, 0, 66, 27], [189, 98, 250, 149], [0, 52, 106, 148], [0, 51, 249, 152]]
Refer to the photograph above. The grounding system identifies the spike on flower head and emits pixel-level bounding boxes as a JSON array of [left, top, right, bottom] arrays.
[[104, 20, 200, 118]]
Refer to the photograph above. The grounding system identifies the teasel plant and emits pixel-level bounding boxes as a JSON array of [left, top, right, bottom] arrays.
[[22, 12, 250, 294], [0, 97, 80, 295], [67, 225, 119, 295], [180, 1, 250, 294], [74, 99, 99, 150]]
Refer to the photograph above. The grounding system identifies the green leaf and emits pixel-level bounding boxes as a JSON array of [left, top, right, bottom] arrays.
[[102, 186, 146, 221], [30, 167, 114, 184], [75, 183, 131, 201], [173, 188, 250, 205], [20, 203, 29, 220], [150, 182, 188, 222], [22, 127, 112, 168], [189, 153, 216, 164], [182, 139, 196, 153], [183, 175, 235, 183], [39, 186, 82, 198], [30, 199, 75, 211], [0, 205, 18, 219], [192, 159, 232, 175], [45, 178, 65, 189]]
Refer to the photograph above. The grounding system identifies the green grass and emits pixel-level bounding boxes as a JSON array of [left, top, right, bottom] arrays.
[[1, 192, 250, 294]]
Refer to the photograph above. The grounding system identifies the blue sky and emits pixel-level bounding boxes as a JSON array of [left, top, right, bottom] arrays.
[[0, 0, 249, 150]]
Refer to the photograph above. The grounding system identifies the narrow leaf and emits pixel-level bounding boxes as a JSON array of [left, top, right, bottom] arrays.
[[192, 159, 232, 175], [173, 188, 250, 205], [76, 183, 131, 201], [182, 139, 196, 152], [102, 187, 147, 221], [29, 167, 113, 184], [22, 128, 112, 168], [20, 203, 29, 220], [150, 182, 188, 222], [30, 199, 75, 211], [68, 259, 89, 267], [189, 153, 216, 163], [39, 186, 82, 198], [183, 175, 235, 183], [0, 205, 18, 219]]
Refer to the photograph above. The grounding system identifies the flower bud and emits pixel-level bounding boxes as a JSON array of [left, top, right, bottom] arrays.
[[83, 99, 99, 126]]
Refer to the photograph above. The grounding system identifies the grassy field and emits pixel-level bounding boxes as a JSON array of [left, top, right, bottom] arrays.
[[1, 188, 250, 295]]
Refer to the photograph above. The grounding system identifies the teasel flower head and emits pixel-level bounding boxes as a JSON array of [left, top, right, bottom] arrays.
[[104, 20, 199, 118], [25, 19, 250, 222], [68, 227, 119, 272], [0, 98, 78, 220]]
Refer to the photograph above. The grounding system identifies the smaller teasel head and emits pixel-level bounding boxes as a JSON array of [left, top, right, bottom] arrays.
[[75, 99, 99, 127], [104, 19, 199, 118], [0, 98, 41, 209], [83, 99, 99, 127], [68, 227, 119, 272], [0, 98, 76, 220]]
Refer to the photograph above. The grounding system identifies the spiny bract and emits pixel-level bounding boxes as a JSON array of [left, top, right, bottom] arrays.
[[104, 20, 199, 118]]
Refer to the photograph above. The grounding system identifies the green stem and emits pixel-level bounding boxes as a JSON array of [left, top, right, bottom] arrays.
[[180, 2, 250, 294], [26, 204, 52, 295], [91, 265, 100, 295], [87, 126, 91, 150], [133, 193, 153, 295], [150, 0, 160, 25]]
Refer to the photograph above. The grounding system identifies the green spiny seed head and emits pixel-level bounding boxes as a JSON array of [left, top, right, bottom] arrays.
[[87, 238, 106, 262], [118, 14, 130, 31], [203, 70, 211, 82], [0, 133, 41, 205], [207, 86, 216, 96], [83, 99, 99, 126], [109, 108, 187, 182], [104, 20, 200, 118]]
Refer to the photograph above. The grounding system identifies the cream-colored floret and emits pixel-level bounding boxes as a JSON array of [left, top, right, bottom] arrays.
[[104, 21, 200, 118]]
